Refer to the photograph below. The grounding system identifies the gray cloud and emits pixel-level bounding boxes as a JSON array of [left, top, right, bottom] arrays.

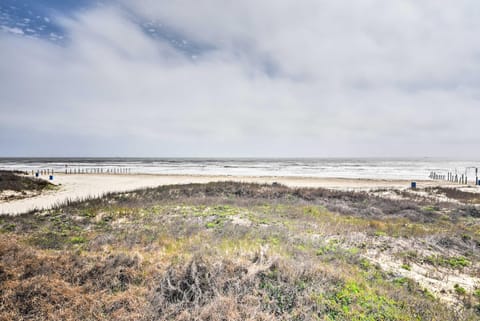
[[0, 1, 479, 157]]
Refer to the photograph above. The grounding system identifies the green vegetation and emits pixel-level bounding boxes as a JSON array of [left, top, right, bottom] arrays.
[[424, 255, 471, 269], [69, 235, 87, 244], [323, 281, 410, 321], [454, 284, 467, 295], [474, 289, 480, 299], [401, 264, 412, 271], [0, 182, 479, 320]]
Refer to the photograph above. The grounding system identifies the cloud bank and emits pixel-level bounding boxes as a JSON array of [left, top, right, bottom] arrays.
[[0, 0, 479, 157]]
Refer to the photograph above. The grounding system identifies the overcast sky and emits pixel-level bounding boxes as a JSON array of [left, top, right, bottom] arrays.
[[0, 0, 479, 157]]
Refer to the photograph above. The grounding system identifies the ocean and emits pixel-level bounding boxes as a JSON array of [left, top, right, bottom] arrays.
[[0, 158, 479, 181]]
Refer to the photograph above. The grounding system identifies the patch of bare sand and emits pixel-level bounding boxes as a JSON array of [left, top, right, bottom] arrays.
[[368, 251, 479, 306], [360, 235, 479, 306], [319, 231, 479, 306], [0, 189, 39, 202]]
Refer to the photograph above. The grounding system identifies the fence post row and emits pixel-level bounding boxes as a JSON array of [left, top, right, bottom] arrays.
[[430, 167, 479, 186]]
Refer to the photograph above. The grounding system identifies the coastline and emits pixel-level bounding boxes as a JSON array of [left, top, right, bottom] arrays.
[[0, 173, 471, 215]]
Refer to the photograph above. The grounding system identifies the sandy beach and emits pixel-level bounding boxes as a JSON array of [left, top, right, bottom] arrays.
[[0, 173, 469, 215]]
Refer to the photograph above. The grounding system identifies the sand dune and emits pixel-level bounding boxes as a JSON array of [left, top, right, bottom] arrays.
[[0, 173, 462, 215]]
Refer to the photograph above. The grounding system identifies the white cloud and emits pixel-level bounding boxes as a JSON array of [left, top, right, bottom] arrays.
[[0, 1, 479, 157], [1, 26, 24, 35]]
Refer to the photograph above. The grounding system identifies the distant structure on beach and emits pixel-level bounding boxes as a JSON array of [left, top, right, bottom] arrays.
[[62, 167, 131, 175], [429, 166, 479, 185], [30, 167, 132, 176]]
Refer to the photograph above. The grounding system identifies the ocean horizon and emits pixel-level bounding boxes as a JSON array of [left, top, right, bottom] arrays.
[[1, 157, 479, 181]]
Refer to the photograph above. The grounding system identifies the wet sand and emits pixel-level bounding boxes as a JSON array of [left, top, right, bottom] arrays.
[[0, 173, 464, 215]]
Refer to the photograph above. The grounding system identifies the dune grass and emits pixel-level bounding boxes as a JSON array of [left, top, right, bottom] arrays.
[[0, 182, 479, 320]]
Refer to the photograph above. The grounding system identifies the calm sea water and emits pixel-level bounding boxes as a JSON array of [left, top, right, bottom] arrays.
[[0, 158, 479, 180]]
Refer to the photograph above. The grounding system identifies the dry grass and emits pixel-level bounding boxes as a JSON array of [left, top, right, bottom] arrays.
[[425, 187, 480, 204], [1, 182, 479, 320], [0, 170, 52, 192], [0, 171, 55, 202]]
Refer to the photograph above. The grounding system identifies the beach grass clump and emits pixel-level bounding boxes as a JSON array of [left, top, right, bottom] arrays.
[[425, 187, 480, 204], [0, 170, 55, 202], [0, 170, 52, 192]]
